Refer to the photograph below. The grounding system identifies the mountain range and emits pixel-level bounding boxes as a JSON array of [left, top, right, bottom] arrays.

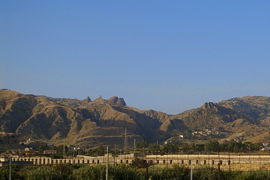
[[1, 89, 270, 148]]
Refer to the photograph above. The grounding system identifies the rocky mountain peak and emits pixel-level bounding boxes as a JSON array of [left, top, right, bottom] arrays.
[[82, 96, 92, 103], [108, 96, 126, 106], [93, 96, 106, 104], [201, 102, 219, 110]]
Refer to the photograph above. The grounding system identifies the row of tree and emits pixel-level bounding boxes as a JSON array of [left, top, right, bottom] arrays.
[[21, 140, 264, 158], [1, 164, 270, 180], [134, 140, 263, 154], [81, 141, 263, 156]]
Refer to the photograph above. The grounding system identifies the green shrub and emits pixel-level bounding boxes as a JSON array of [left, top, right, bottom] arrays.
[[73, 165, 104, 180], [233, 171, 269, 180], [18, 166, 58, 180], [110, 165, 144, 180], [149, 165, 189, 180], [193, 167, 224, 180]]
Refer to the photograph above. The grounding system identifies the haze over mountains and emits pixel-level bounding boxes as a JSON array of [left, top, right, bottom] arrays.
[[1, 89, 270, 148]]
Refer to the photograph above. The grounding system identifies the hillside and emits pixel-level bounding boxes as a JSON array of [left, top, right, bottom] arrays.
[[1, 89, 270, 148], [0, 89, 168, 148], [166, 97, 270, 143]]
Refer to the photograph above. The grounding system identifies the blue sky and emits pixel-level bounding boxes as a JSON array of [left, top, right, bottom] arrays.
[[1, 1, 270, 114]]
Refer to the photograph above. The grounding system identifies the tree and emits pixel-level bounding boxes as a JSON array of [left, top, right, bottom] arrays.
[[148, 144, 160, 154], [205, 141, 220, 152], [73, 166, 103, 180], [162, 144, 179, 154], [131, 158, 152, 179], [96, 145, 105, 156], [136, 141, 149, 148]]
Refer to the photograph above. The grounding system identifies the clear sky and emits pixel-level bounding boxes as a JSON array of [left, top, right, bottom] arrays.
[[1, 1, 270, 114]]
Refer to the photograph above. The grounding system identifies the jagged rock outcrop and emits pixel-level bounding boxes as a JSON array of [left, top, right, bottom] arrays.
[[93, 96, 106, 104], [201, 102, 219, 110], [108, 96, 126, 106], [82, 96, 92, 103]]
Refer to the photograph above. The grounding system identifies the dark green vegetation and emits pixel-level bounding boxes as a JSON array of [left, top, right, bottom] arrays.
[[1, 164, 270, 180], [134, 140, 263, 154], [10, 140, 262, 158], [1, 89, 270, 149]]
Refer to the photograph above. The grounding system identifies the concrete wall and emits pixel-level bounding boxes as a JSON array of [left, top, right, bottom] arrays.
[[9, 154, 270, 166]]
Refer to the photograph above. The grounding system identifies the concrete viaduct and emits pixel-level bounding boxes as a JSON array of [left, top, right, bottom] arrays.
[[9, 154, 270, 166]]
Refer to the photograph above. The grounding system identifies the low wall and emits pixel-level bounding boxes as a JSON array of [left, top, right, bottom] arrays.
[[9, 154, 270, 167]]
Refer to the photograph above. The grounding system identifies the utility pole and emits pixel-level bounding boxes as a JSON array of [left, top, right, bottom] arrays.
[[106, 146, 109, 180], [133, 139, 136, 153], [8, 119, 12, 180], [63, 143, 66, 157], [124, 128, 127, 154], [190, 165, 193, 180], [9, 155, 11, 180], [218, 148, 221, 180], [123, 128, 128, 166]]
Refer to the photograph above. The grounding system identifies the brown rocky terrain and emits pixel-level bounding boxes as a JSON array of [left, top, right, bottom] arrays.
[[1, 89, 270, 148], [0, 89, 168, 148]]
